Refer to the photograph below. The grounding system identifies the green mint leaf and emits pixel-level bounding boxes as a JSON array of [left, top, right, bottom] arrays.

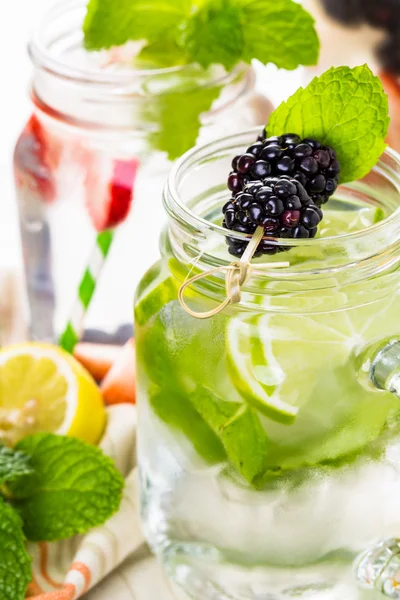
[[84, 0, 192, 50], [84, 0, 319, 71], [189, 386, 269, 484], [0, 445, 33, 486], [267, 65, 390, 183], [182, 0, 244, 70], [149, 386, 226, 464], [138, 40, 189, 68], [238, 0, 319, 70], [0, 498, 32, 600], [141, 78, 222, 160], [83, 0, 319, 157], [8, 434, 124, 542]]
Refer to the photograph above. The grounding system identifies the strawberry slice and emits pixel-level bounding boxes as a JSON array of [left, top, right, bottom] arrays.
[[13, 115, 62, 203], [85, 157, 140, 231]]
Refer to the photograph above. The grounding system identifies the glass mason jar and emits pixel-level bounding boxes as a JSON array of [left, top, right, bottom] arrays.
[[135, 130, 400, 600], [14, 0, 272, 344]]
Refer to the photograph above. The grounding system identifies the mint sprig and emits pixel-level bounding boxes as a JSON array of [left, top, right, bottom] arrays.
[[150, 387, 226, 464], [141, 79, 222, 161], [181, 0, 244, 70], [137, 40, 189, 68], [83, 0, 319, 161], [190, 386, 269, 485], [0, 445, 33, 485], [84, 0, 319, 73], [0, 499, 32, 600], [0, 433, 124, 600], [84, 0, 193, 51], [239, 0, 320, 71], [267, 65, 390, 184], [8, 434, 124, 542]]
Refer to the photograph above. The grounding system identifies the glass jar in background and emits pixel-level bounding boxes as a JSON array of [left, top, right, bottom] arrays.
[[0, 266, 27, 346], [135, 130, 400, 600], [14, 0, 273, 343]]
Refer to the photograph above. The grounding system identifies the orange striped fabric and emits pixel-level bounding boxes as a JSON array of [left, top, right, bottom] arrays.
[[24, 405, 142, 600], [28, 584, 76, 600]]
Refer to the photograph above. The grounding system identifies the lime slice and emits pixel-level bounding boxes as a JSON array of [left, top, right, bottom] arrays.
[[135, 259, 201, 326], [249, 203, 385, 270], [226, 290, 400, 469], [318, 202, 385, 238], [227, 313, 350, 424], [227, 316, 297, 424], [135, 277, 178, 326]]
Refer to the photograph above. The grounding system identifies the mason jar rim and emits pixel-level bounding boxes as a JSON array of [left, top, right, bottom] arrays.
[[28, 0, 245, 89], [162, 129, 400, 310], [165, 128, 400, 250]]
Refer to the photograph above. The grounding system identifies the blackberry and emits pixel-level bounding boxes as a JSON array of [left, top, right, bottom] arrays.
[[222, 177, 323, 257], [228, 133, 340, 206]]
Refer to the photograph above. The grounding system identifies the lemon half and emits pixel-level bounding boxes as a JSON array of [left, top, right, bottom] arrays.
[[0, 343, 106, 446]]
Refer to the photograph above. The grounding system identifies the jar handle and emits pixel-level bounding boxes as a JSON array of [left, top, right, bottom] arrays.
[[353, 342, 400, 597], [355, 538, 400, 597], [370, 340, 400, 397]]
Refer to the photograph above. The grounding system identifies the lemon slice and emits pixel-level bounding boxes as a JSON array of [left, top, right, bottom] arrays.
[[0, 343, 106, 446]]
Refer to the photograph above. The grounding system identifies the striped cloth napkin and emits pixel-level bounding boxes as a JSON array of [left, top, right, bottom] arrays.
[[24, 404, 180, 600]]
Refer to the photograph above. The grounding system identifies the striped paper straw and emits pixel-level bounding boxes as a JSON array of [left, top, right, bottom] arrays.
[[59, 230, 114, 353]]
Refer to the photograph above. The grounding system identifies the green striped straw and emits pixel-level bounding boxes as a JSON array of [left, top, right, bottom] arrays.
[[59, 230, 114, 353]]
